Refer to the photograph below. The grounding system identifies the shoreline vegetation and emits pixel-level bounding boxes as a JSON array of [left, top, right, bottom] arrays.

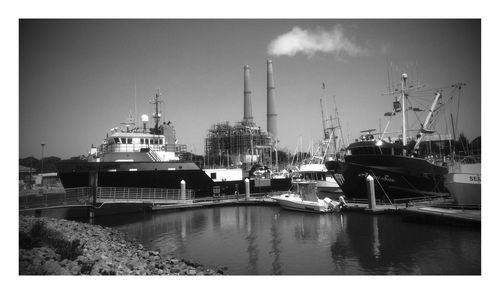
[[19, 215, 223, 275]]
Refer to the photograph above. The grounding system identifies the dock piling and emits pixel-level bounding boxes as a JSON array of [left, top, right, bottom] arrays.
[[180, 180, 186, 200], [366, 175, 377, 210], [245, 178, 250, 200]]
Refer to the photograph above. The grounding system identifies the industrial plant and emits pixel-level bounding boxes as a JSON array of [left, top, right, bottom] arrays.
[[204, 60, 279, 170]]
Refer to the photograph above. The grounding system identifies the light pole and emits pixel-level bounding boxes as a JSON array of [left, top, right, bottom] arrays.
[[41, 143, 45, 175]]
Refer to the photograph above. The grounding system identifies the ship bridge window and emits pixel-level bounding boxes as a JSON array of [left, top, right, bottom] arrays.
[[127, 138, 132, 144], [350, 147, 378, 155], [121, 138, 126, 144], [140, 139, 144, 144], [114, 138, 120, 144]]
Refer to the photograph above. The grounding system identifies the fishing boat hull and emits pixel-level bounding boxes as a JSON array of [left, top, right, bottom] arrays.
[[444, 163, 481, 206], [326, 155, 448, 202]]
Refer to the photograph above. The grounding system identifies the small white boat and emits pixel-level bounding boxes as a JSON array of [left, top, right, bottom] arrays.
[[271, 181, 345, 213], [444, 158, 481, 207]]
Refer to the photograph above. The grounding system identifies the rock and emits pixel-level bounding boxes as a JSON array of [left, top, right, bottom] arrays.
[[19, 216, 221, 276], [170, 258, 179, 264]]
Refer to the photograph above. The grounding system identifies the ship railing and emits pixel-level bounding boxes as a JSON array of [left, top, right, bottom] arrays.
[[101, 143, 188, 153], [96, 187, 194, 203]]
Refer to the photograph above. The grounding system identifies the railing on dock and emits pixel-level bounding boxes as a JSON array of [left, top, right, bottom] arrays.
[[19, 187, 92, 209], [19, 186, 194, 210], [344, 194, 466, 210], [97, 187, 194, 203], [392, 195, 458, 209]]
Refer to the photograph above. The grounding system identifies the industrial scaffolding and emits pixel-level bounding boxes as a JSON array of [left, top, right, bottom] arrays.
[[204, 120, 274, 168]]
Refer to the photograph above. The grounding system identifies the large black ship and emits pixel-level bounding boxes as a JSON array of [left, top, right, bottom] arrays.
[[55, 90, 291, 197], [325, 140, 448, 202], [326, 74, 464, 203]]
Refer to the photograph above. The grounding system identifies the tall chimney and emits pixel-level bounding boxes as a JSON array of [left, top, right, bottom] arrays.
[[243, 65, 253, 123], [266, 60, 278, 139]]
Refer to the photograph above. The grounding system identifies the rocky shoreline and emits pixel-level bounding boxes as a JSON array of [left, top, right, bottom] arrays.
[[19, 215, 223, 275]]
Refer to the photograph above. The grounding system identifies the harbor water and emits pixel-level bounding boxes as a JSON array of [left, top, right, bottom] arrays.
[[94, 206, 480, 275]]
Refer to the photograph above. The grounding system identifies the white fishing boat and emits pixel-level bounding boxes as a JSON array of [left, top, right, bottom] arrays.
[[292, 162, 341, 194], [271, 182, 345, 213], [290, 87, 345, 195], [444, 157, 481, 207]]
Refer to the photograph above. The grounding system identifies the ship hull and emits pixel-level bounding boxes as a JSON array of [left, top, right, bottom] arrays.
[[326, 155, 448, 202], [271, 195, 330, 213], [55, 160, 291, 197], [444, 163, 481, 206]]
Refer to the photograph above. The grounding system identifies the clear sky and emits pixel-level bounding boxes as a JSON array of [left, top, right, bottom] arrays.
[[19, 19, 480, 159]]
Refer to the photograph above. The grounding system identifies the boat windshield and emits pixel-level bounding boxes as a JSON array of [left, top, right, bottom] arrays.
[[298, 183, 318, 202]]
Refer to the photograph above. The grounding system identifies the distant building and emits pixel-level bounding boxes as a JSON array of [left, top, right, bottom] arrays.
[[19, 165, 36, 189]]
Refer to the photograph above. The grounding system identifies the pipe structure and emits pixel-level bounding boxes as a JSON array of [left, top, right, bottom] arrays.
[[266, 60, 278, 139], [243, 65, 253, 123]]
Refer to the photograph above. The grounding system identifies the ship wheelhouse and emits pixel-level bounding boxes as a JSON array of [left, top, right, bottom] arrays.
[[346, 140, 406, 156], [101, 132, 170, 153]]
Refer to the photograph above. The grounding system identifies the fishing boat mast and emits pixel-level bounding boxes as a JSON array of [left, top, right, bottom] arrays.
[[401, 73, 408, 150]]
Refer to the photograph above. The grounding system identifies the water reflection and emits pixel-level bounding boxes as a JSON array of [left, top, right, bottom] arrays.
[[330, 214, 350, 273], [372, 216, 381, 259], [245, 207, 259, 274], [94, 206, 480, 275], [269, 212, 283, 275]]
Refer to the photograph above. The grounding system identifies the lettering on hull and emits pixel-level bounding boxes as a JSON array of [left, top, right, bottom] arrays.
[[357, 172, 396, 183]]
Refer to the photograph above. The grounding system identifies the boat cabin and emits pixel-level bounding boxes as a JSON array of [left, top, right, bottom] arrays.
[[92, 130, 187, 162], [346, 140, 406, 156]]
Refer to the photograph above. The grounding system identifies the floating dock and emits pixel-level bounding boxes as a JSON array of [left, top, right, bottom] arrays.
[[149, 196, 480, 227]]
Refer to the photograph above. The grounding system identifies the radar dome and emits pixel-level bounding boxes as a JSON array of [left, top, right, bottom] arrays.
[[141, 114, 149, 122]]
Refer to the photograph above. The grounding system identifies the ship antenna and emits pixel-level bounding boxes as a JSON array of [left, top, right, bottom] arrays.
[[150, 89, 163, 134], [134, 75, 137, 127]]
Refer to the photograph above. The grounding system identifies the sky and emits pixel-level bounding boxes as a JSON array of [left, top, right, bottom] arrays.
[[19, 19, 481, 159]]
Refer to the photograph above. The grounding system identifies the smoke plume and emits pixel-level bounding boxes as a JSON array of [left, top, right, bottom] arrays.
[[268, 25, 368, 58]]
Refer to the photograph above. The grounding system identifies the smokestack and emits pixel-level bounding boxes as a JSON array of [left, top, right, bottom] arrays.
[[266, 60, 278, 139], [243, 65, 253, 123]]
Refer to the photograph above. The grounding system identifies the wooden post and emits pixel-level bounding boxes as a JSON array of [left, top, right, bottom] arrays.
[[245, 178, 250, 200]]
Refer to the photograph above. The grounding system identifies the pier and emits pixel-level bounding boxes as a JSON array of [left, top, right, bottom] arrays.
[[19, 187, 480, 227]]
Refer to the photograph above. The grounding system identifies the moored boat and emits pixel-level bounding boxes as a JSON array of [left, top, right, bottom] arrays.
[[55, 90, 291, 197], [444, 157, 481, 207], [292, 163, 341, 195], [327, 74, 465, 203], [271, 181, 344, 213]]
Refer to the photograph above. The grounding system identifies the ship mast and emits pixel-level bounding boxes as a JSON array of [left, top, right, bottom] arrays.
[[401, 73, 408, 149], [150, 89, 163, 134]]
